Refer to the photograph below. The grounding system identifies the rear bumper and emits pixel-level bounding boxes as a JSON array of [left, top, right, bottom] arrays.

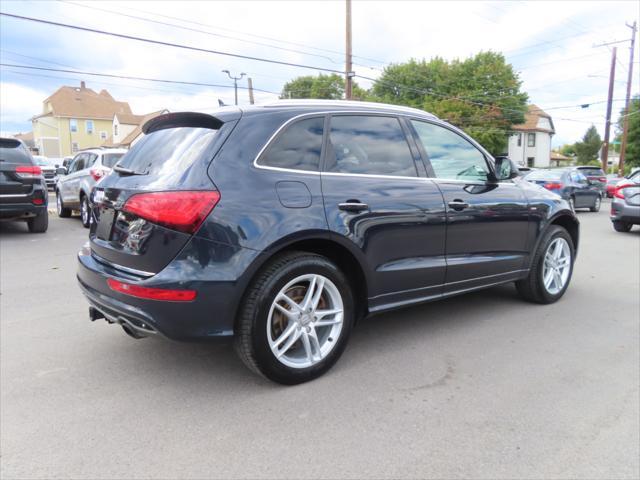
[[0, 202, 47, 219], [77, 240, 261, 341], [611, 200, 640, 224]]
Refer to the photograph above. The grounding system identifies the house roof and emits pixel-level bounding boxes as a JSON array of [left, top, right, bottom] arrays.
[[550, 151, 571, 161], [118, 110, 168, 146], [511, 104, 555, 134], [115, 113, 145, 125], [34, 82, 132, 120]]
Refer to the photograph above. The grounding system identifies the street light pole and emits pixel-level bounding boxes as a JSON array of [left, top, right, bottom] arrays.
[[222, 70, 246, 105]]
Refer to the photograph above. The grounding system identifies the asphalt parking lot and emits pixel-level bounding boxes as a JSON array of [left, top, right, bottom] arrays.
[[1, 196, 639, 479]]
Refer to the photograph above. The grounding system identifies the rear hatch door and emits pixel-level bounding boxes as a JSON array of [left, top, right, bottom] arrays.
[[0, 138, 38, 198], [90, 112, 238, 275]]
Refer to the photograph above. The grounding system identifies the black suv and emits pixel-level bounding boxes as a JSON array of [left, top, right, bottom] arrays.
[[0, 138, 48, 233], [78, 101, 579, 384]]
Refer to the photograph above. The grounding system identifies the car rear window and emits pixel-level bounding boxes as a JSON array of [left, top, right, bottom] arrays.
[[102, 153, 124, 168], [0, 139, 33, 164], [115, 127, 218, 175], [577, 167, 604, 176], [525, 170, 564, 181]]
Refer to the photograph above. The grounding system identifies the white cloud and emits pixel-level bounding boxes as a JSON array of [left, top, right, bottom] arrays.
[[0, 82, 47, 127]]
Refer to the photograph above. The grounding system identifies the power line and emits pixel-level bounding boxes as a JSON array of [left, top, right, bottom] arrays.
[[120, 2, 389, 66], [58, 0, 345, 66], [0, 12, 346, 74], [0, 63, 281, 95]]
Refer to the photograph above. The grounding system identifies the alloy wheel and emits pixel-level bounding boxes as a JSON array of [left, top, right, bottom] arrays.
[[56, 193, 62, 216], [542, 237, 571, 295], [81, 198, 89, 225], [267, 273, 344, 369]]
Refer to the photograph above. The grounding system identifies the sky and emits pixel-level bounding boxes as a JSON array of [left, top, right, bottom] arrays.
[[0, 0, 638, 147]]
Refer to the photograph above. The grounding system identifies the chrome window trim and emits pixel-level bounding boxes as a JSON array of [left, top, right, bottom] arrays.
[[254, 111, 436, 179], [0, 193, 30, 198], [91, 252, 155, 278]]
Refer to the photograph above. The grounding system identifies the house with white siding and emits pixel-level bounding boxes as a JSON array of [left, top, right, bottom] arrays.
[[507, 105, 554, 168]]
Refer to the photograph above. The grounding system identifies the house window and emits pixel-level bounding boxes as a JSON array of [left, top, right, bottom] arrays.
[[86, 120, 94, 134], [114, 124, 119, 136], [100, 131, 108, 140], [71, 142, 79, 153], [527, 157, 535, 167], [70, 119, 78, 133], [527, 133, 536, 147], [516, 133, 522, 147]]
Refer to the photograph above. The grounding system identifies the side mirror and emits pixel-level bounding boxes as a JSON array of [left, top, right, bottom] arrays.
[[494, 156, 519, 180], [56, 167, 67, 175]]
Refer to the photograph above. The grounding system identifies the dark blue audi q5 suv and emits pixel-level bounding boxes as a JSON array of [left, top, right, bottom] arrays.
[[78, 100, 579, 384]]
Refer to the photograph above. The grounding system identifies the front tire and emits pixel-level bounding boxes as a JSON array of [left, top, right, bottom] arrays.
[[612, 220, 632, 232], [27, 211, 48, 233], [80, 194, 91, 228], [516, 226, 575, 304], [590, 195, 601, 212], [235, 251, 354, 385]]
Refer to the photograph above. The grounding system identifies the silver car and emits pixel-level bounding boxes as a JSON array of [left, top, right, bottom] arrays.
[[55, 148, 127, 227], [610, 170, 640, 232], [32, 155, 58, 190]]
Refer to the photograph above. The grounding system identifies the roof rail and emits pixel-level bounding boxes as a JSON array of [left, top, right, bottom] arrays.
[[260, 99, 438, 119]]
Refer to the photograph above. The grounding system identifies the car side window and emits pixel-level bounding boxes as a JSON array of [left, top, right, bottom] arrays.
[[325, 115, 417, 177], [68, 154, 83, 174], [411, 120, 489, 181], [258, 117, 324, 172], [86, 153, 98, 168]]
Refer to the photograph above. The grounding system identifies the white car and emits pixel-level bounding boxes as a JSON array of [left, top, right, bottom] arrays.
[[55, 148, 128, 227]]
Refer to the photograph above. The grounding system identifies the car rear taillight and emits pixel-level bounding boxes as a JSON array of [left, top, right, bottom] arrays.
[[122, 190, 220, 234], [544, 182, 563, 190], [107, 278, 197, 302], [614, 182, 633, 199], [90, 168, 106, 181], [598, 177, 606, 183], [15, 165, 42, 178]]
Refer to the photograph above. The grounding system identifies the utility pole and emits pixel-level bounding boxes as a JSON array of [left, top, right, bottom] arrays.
[[618, 21, 637, 176], [345, 0, 353, 100], [247, 77, 255, 105], [601, 47, 617, 173], [222, 69, 246, 106]]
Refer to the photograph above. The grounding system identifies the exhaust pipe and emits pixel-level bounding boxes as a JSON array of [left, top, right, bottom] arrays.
[[121, 324, 148, 339]]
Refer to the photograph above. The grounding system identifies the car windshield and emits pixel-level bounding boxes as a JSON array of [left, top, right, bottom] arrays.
[[525, 170, 564, 181], [102, 153, 125, 168]]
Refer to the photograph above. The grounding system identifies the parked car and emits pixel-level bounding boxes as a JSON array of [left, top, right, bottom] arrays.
[[575, 166, 607, 196], [606, 174, 621, 198], [610, 170, 640, 232], [524, 168, 601, 211], [0, 138, 48, 232], [32, 155, 58, 190], [78, 102, 579, 384], [55, 147, 127, 227]]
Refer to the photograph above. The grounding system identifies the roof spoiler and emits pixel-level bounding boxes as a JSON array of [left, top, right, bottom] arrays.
[[142, 112, 225, 134]]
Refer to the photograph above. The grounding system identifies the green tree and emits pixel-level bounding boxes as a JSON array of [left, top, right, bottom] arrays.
[[281, 74, 367, 100], [615, 95, 640, 168], [559, 143, 577, 157], [574, 125, 602, 165], [368, 52, 528, 155]]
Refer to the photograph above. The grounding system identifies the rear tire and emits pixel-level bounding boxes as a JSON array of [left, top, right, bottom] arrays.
[[516, 226, 574, 304], [27, 211, 48, 233], [612, 220, 632, 232], [80, 194, 91, 228], [235, 251, 354, 385], [56, 190, 71, 218], [590, 195, 601, 212]]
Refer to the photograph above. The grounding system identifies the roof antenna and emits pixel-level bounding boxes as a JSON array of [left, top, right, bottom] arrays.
[[218, 99, 227, 107]]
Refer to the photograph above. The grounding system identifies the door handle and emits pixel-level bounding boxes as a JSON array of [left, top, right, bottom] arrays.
[[338, 201, 369, 212], [448, 199, 469, 211]]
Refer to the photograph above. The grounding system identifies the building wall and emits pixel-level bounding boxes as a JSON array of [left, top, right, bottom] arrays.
[[112, 116, 136, 145], [34, 117, 113, 156], [508, 131, 552, 168]]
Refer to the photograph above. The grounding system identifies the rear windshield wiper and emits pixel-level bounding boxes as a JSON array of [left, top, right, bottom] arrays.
[[113, 165, 146, 176]]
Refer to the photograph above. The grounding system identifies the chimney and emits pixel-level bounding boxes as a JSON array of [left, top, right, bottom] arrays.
[[80, 81, 86, 89]]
